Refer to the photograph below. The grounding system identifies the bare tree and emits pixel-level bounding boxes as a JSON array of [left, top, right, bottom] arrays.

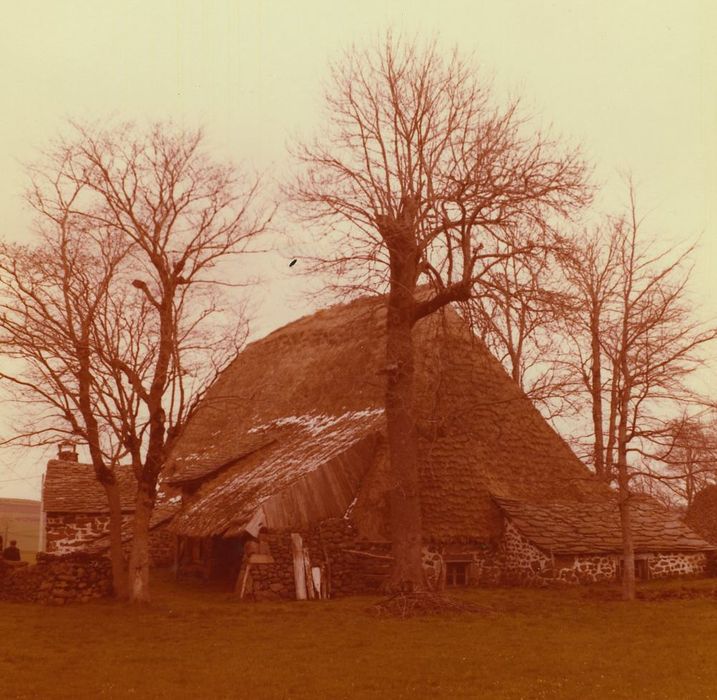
[[560, 186, 717, 599], [289, 36, 589, 591], [560, 224, 622, 479], [463, 246, 579, 422], [0, 122, 268, 601], [636, 413, 717, 507]]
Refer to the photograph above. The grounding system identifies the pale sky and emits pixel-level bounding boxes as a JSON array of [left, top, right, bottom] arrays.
[[0, 0, 715, 499]]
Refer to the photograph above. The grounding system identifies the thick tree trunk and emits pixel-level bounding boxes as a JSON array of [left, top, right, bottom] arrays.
[[384, 300, 426, 591], [103, 481, 128, 599], [379, 203, 426, 593], [128, 480, 155, 603]]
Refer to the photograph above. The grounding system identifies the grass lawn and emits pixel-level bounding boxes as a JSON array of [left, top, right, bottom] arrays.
[[2, 573, 717, 699]]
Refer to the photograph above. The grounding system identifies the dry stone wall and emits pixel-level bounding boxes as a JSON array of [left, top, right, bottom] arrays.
[[0, 552, 112, 605]]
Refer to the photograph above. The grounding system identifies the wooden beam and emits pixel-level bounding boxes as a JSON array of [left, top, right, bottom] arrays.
[[342, 548, 394, 561], [303, 548, 315, 600], [290, 533, 307, 600]]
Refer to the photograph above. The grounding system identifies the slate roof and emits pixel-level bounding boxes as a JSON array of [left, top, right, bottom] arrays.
[[167, 294, 618, 542], [496, 496, 716, 554], [42, 460, 136, 513]]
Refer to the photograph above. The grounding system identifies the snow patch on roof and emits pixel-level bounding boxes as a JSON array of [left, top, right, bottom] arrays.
[[248, 409, 383, 437]]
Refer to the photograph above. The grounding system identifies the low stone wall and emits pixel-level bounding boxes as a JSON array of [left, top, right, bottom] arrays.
[[0, 552, 112, 605]]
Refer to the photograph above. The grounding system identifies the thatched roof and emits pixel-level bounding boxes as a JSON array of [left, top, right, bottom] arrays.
[[43, 460, 136, 513], [496, 496, 716, 554], [168, 294, 621, 543], [685, 485, 717, 545]]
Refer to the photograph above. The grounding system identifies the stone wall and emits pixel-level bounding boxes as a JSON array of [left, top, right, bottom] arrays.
[[46, 512, 174, 567], [498, 520, 707, 585], [240, 520, 500, 599], [240, 519, 394, 600], [421, 544, 502, 588], [648, 552, 706, 579], [212, 516, 712, 598], [499, 521, 618, 585], [148, 526, 176, 567], [0, 552, 112, 605], [46, 513, 131, 553]]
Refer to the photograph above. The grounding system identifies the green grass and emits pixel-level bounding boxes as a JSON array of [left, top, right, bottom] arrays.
[[2, 574, 717, 699]]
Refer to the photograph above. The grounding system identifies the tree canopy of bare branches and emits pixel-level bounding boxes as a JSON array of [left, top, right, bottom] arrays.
[[0, 122, 268, 601], [289, 35, 590, 590], [463, 248, 578, 422], [559, 184, 717, 599]]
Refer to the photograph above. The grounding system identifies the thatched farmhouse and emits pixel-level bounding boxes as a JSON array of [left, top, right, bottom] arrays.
[[165, 296, 714, 597], [41, 443, 176, 565]]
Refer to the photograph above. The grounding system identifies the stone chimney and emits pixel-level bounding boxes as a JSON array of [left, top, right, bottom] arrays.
[[57, 440, 78, 462]]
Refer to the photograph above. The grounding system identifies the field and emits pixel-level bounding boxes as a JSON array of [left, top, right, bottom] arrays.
[[2, 573, 717, 699], [0, 498, 41, 554]]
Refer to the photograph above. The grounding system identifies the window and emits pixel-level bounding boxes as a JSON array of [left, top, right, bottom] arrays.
[[445, 561, 470, 587], [617, 556, 650, 581]]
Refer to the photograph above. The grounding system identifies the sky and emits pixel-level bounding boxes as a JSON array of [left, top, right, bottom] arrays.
[[0, 0, 715, 499]]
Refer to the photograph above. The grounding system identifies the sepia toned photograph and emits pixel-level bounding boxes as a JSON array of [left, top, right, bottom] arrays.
[[0, 1, 715, 698]]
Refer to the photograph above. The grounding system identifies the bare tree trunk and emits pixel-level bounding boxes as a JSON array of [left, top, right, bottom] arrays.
[[605, 364, 619, 480], [589, 306, 606, 479], [380, 208, 427, 593], [617, 386, 635, 601], [103, 482, 128, 599], [128, 480, 155, 603], [617, 467, 635, 600]]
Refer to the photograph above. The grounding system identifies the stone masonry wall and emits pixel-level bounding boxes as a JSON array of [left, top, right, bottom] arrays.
[[242, 519, 394, 600], [230, 516, 710, 598], [0, 552, 112, 605], [498, 520, 707, 585], [244, 520, 496, 598], [147, 526, 176, 567], [46, 513, 174, 567], [46, 513, 131, 554], [648, 552, 706, 579], [500, 521, 618, 585]]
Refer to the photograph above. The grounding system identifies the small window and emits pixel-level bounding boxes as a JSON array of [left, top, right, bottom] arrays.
[[445, 561, 469, 587], [617, 557, 650, 581]]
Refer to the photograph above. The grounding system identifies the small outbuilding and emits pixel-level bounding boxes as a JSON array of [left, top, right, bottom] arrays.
[[41, 445, 176, 566]]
